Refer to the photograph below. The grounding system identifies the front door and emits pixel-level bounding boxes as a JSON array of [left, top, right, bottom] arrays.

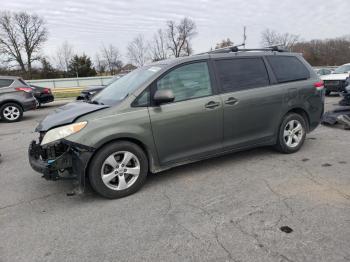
[[148, 61, 223, 165]]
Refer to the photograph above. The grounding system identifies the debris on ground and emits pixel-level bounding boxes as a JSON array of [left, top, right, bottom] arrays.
[[280, 226, 293, 233], [322, 81, 350, 129], [322, 106, 350, 130]]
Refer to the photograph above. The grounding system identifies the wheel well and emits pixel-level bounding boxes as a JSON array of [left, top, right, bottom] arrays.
[[85, 137, 151, 177], [0, 100, 24, 111], [286, 108, 310, 131]]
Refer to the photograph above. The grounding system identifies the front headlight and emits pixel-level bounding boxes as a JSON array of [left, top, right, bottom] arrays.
[[41, 121, 87, 146]]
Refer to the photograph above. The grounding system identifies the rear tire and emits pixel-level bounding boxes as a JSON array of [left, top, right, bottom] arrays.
[[325, 89, 331, 96], [275, 113, 307, 154], [0, 103, 23, 122], [88, 141, 148, 199]]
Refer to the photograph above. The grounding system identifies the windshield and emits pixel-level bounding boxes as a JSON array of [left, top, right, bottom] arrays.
[[333, 65, 350, 74], [92, 65, 163, 105]]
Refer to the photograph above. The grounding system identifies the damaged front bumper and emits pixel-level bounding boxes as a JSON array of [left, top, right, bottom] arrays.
[[28, 138, 95, 192]]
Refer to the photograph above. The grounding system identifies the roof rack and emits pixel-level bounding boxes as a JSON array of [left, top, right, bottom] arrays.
[[198, 44, 288, 55]]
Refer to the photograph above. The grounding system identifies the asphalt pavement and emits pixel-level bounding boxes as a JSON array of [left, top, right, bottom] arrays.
[[0, 97, 349, 262]]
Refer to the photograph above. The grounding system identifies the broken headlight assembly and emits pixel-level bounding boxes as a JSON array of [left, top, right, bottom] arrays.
[[41, 121, 87, 146]]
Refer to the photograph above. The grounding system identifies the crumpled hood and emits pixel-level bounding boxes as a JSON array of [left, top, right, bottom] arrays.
[[321, 73, 348, 81], [36, 101, 109, 132]]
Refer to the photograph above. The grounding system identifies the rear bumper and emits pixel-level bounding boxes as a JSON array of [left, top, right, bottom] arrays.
[[28, 139, 95, 191], [36, 94, 54, 104], [324, 80, 346, 92]]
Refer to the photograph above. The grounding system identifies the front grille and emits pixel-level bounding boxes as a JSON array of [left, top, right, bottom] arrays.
[[38, 132, 69, 161], [43, 143, 69, 160]]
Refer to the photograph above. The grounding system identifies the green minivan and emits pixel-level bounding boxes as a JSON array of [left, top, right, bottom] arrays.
[[29, 48, 324, 199]]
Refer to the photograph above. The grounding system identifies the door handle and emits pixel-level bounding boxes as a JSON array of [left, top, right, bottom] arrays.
[[225, 97, 238, 105], [205, 101, 220, 109]]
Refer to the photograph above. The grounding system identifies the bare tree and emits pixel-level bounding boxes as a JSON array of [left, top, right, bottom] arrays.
[[292, 37, 350, 66], [0, 11, 48, 78], [94, 53, 107, 74], [215, 38, 234, 49], [101, 44, 122, 75], [150, 29, 168, 61], [166, 17, 197, 57], [127, 34, 149, 67], [261, 29, 299, 50], [56, 41, 74, 75]]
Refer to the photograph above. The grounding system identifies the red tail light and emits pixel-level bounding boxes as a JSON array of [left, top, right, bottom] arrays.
[[314, 81, 324, 90], [15, 87, 32, 93], [43, 88, 51, 94]]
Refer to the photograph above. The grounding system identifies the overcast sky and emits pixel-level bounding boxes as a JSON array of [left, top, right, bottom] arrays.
[[1, 0, 349, 63]]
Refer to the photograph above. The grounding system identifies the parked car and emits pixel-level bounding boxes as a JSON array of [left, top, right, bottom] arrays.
[[315, 68, 333, 76], [76, 74, 125, 101], [0, 76, 37, 122], [30, 84, 54, 107], [321, 63, 350, 95], [29, 47, 324, 199]]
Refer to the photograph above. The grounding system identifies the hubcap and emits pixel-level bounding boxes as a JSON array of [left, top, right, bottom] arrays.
[[283, 119, 304, 148], [101, 151, 140, 191], [3, 106, 20, 121]]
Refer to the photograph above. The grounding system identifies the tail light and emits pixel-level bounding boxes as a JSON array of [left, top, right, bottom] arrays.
[[314, 81, 324, 90], [43, 88, 51, 94], [15, 87, 33, 93]]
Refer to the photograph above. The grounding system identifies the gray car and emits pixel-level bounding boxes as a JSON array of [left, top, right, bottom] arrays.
[[29, 47, 324, 199], [0, 76, 37, 122]]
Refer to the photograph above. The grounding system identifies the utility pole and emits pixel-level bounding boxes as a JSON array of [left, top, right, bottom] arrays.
[[243, 26, 247, 48]]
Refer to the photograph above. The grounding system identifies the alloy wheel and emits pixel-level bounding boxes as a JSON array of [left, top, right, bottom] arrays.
[[283, 119, 304, 148], [3, 106, 20, 121], [100, 151, 141, 191]]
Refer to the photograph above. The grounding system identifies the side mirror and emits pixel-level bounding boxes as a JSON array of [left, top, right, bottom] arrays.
[[153, 89, 175, 105]]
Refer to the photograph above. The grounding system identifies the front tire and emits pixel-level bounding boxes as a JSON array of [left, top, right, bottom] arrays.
[[0, 103, 23, 122], [88, 141, 148, 199], [275, 113, 307, 154]]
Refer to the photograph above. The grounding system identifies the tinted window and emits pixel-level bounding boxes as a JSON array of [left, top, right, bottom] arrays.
[[0, 79, 14, 88], [267, 56, 309, 83], [157, 62, 212, 102], [215, 58, 269, 93]]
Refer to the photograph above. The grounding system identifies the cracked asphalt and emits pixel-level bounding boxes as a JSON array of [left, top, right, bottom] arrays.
[[0, 97, 349, 262]]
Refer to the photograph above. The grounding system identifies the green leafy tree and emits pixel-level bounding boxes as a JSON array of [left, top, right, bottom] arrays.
[[68, 54, 96, 77]]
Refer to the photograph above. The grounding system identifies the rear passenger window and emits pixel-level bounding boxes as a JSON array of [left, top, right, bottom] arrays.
[[215, 58, 269, 93], [266, 56, 310, 83], [0, 79, 14, 88]]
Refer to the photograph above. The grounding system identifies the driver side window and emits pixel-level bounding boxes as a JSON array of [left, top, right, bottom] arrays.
[[156, 62, 212, 102]]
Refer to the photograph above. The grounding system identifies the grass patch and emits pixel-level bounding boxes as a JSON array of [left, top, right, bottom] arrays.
[[53, 91, 81, 99]]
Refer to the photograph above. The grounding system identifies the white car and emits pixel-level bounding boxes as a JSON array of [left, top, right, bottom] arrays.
[[321, 63, 350, 95]]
